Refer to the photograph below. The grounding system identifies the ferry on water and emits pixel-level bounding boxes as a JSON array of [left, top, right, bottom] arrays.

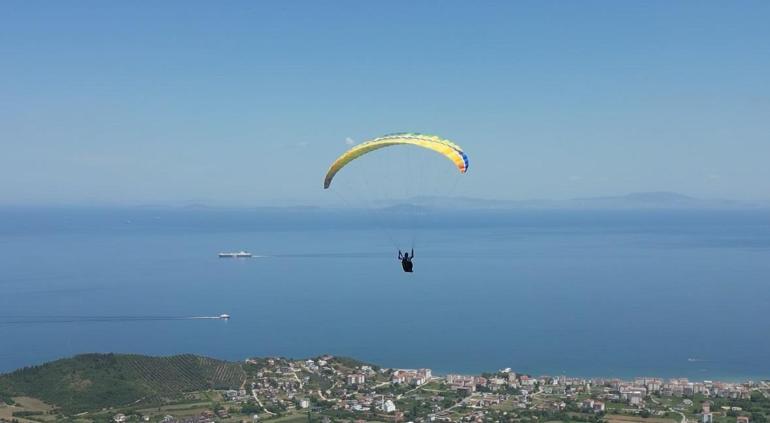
[[218, 251, 252, 258]]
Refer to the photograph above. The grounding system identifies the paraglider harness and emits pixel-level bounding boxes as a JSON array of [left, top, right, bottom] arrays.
[[398, 249, 414, 273]]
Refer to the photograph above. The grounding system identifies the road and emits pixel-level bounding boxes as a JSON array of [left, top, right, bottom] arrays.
[[435, 395, 474, 416], [672, 410, 687, 423], [292, 371, 304, 389], [398, 377, 438, 399], [252, 389, 275, 416]]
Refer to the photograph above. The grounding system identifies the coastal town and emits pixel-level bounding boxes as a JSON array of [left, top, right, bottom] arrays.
[[64, 355, 770, 423]]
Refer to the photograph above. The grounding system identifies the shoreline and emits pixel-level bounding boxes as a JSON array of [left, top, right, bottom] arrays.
[[2, 352, 768, 383]]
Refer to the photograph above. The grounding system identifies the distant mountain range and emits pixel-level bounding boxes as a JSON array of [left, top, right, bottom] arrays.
[[116, 192, 767, 212], [373, 192, 765, 211]]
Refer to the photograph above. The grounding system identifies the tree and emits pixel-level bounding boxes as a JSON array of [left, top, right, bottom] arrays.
[[241, 403, 262, 414]]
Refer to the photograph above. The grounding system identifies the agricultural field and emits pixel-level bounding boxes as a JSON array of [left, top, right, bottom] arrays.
[[0, 396, 57, 423], [605, 414, 678, 423]]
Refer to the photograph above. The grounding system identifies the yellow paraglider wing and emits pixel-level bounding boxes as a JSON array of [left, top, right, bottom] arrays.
[[323, 133, 469, 189]]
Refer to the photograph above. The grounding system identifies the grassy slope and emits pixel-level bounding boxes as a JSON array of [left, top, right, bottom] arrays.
[[0, 353, 245, 414]]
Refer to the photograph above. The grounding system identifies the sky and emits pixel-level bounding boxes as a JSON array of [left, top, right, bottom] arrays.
[[1, 1, 769, 207]]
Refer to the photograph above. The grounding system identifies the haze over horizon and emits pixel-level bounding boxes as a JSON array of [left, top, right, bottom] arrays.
[[3, 1, 770, 207]]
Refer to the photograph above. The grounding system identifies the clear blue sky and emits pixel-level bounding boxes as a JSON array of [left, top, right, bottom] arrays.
[[2, 1, 769, 206]]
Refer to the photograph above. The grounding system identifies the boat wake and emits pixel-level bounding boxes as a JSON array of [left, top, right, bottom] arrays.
[[0, 314, 230, 325]]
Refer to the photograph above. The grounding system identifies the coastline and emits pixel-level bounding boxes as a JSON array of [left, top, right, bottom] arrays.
[[3, 352, 768, 383]]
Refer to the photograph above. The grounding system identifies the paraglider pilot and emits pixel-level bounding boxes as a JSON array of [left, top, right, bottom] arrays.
[[398, 249, 414, 273]]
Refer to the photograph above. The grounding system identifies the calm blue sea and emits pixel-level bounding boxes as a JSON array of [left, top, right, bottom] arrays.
[[1, 207, 769, 380]]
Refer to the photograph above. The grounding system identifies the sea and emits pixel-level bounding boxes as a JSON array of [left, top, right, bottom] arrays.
[[1, 207, 769, 380]]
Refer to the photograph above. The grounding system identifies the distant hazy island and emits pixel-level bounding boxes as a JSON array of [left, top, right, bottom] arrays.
[[1, 354, 768, 423]]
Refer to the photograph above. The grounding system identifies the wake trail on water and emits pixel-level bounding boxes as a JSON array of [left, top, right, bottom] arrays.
[[0, 315, 228, 325]]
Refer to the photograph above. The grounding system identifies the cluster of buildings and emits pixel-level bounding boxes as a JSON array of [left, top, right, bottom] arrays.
[[463, 393, 506, 409], [224, 389, 250, 402], [659, 379, 753, 400], [445, 372, 519, 394], [110, 405, 249, 422], [48, 355, 765, 423], [336, 369, 425, 414], [700, 400, 753, 423], [347, 373, 366, 385], [347, 364, 379, 386], [151, 410, 225, 423], [335, 395, 396, 413], [245, 356, 762, 419], [391, 368, 433, 386], [580, 398, 606, 413], [445, 374, 482, 393], [241, 355, 412, 419], [242, 358, 315, 412], [591, 377, 755, 407]]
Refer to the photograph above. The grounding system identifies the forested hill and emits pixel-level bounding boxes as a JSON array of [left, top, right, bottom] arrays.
[[0, 353, 245, 413]]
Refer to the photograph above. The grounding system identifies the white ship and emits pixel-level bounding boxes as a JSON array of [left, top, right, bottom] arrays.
[[218, 251, 252, 258], [219, 314, 230, 320]]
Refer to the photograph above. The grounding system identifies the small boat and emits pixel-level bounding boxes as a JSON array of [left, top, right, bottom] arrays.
[[219, 314, 230, 320], [218, 251, 252, 258]]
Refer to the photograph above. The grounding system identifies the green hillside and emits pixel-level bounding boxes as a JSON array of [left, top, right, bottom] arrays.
[[0, 353, 245, 414]]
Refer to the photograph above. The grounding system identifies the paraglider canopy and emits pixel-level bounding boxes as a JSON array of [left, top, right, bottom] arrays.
[[323, 133, 469, 189], [322, 132, 469, 268]]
